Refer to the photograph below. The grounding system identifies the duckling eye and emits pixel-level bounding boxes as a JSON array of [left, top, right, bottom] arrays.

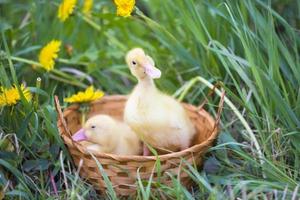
[[91, 125, 96, 129], [132, 61, 137, 66]]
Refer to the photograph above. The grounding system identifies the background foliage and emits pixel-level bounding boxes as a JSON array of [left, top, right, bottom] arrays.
[[0, 0, 300, 199]]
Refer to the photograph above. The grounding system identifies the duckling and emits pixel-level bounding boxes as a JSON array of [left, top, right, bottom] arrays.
[[72, 115, 142, 155], [124, 48, 196, 155]]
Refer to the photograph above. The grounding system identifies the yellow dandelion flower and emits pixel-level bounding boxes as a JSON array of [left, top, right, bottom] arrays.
[[82, 0, 93, 16], [58, 0, 77, 22], [64, 86, 104, 103], [38, 40, 61, 71], [114, 0, 135, 17], [0, 84, 32, 107]]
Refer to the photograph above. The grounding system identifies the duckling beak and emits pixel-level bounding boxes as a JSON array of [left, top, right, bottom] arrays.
[[143, 63, 161, 79], [72, 128, 87, 141]]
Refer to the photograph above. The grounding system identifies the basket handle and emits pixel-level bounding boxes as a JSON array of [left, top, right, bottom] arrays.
[[197, 82, 225, 131], [54, 96, 87, 152], [54, 95, 73, 139]]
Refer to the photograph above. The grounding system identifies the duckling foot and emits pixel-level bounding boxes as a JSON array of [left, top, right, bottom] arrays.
[[143, 143, 150, 156]]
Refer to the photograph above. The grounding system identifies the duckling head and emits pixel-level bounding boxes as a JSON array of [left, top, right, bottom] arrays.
[[126, 48, 161, 80], [72, 115, 116, 146]]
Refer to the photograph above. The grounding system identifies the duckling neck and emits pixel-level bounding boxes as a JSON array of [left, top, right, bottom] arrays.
[[137, 77, 156, 90]]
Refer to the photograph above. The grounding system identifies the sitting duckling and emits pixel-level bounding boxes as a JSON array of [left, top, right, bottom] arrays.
[[72, 115, 142, 155], [124, 48, 196, 155]]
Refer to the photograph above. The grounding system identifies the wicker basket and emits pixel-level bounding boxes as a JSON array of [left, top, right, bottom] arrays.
[[55, 95, 220, 196]]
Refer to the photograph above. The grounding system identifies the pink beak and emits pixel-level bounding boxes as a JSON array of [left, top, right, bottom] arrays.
[[72, 128, 87, 141], [144, 64, 161, 79]]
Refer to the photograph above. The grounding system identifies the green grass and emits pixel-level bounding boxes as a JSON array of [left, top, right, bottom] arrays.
[[1, 0, 300, 199]]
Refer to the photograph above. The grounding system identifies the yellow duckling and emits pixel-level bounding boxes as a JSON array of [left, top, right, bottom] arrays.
[[124, 48, 196, 155], [72, 115, 142, 155]]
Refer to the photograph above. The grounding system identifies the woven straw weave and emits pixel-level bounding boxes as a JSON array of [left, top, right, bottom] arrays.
[[55, 95, 219, 196]]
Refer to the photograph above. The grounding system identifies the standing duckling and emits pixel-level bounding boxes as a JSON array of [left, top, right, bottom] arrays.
[[124, 48, 196, 155], [72, 115, 142, 155]]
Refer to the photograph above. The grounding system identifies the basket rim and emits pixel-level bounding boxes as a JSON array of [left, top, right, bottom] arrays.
[[57, 95, 219, 161]]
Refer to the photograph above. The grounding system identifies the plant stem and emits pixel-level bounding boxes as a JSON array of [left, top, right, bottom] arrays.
[[10, 56, 87, 88], [77, 13, 101, 31], [34, 77, 41, 110], [48, 74, 86, 88], [10, 56, 41, 67], [77, 13, 127, 51], [58, 58, 89, 67], [81, 111, 86, 126], [79, 104, 89, 126]]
